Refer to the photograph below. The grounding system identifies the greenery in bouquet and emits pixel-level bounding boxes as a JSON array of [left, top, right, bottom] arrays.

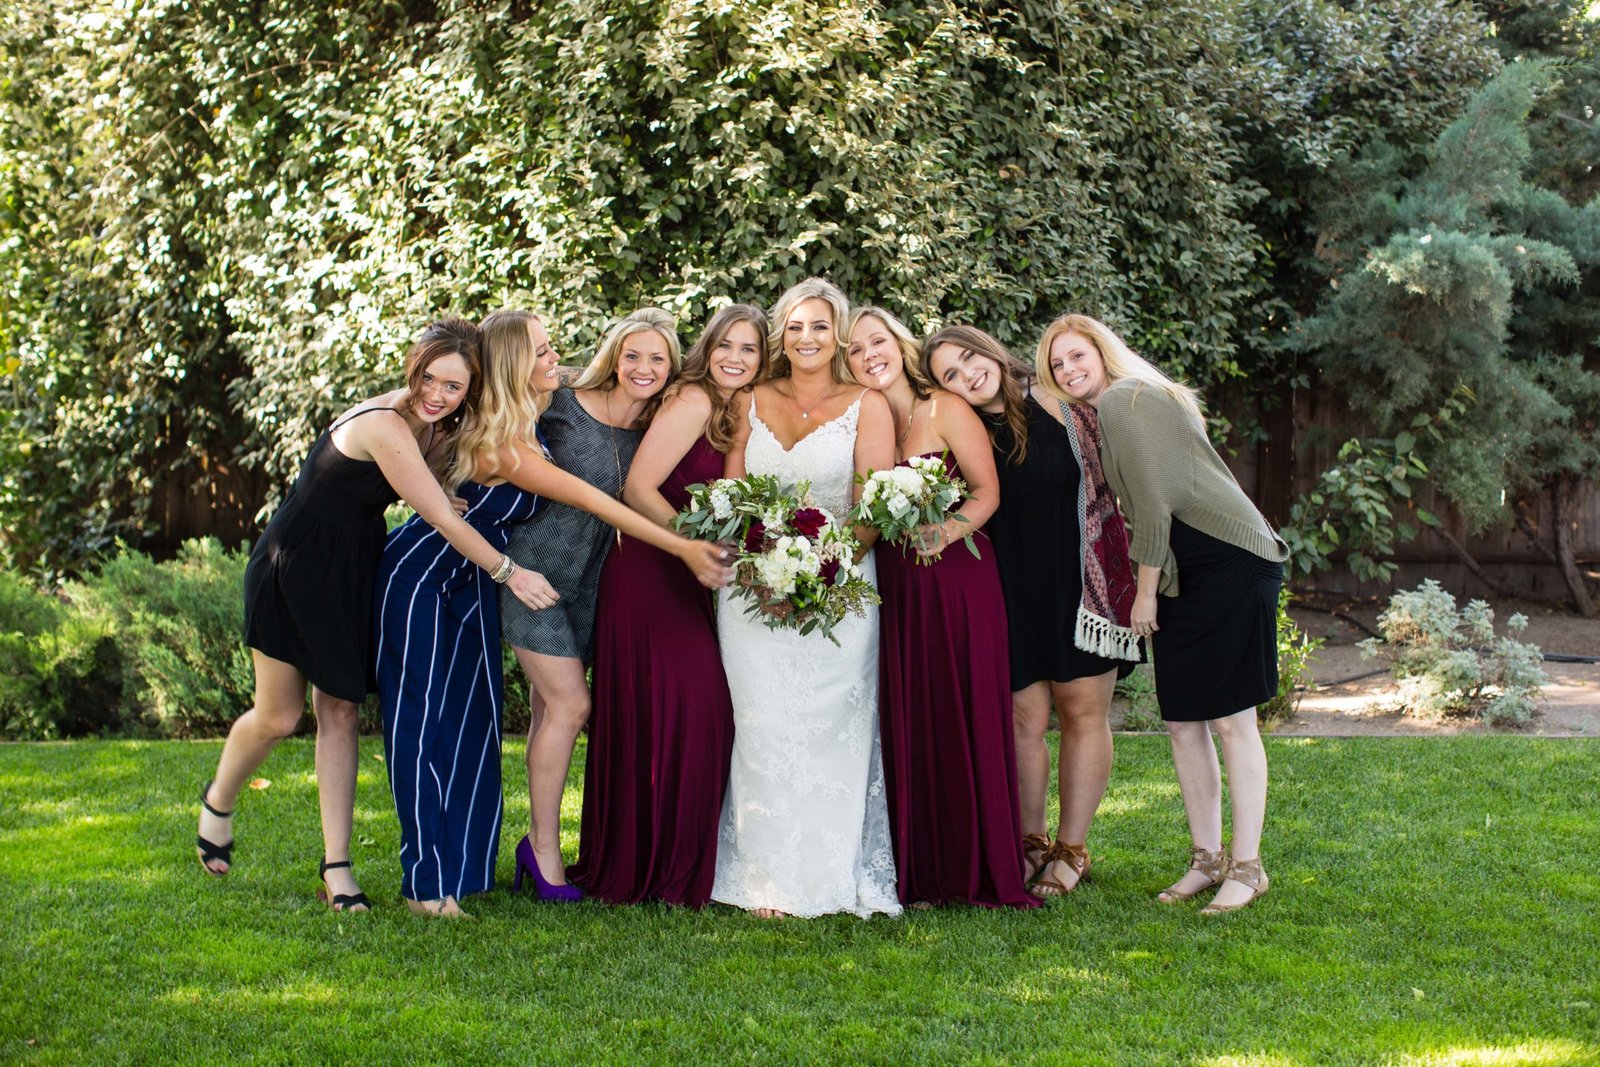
[[674, 476, 878, 644], [849, 456, 978, 565]]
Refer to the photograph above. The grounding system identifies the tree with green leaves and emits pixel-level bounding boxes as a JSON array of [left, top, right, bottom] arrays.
[[1292, 47, 1600, 614]]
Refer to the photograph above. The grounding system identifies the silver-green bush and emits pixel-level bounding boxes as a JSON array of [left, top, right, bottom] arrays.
[[1359, 579, 1547, 725]]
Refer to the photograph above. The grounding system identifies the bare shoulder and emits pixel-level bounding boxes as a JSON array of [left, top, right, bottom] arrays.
[[857, 388, 891, 417], [664, 384, 714, 419], [1027, 384, 1069, 426], [927, 390, 984, 433]]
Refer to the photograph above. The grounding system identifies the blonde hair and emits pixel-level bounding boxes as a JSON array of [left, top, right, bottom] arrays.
[[445, 308, 545, 491], [845, 306, 931, 399], [767, 277, 852, 381], [1035, 313, 1203, 425], [922, 323, 1037, 463], [572, 307, 683, 429], [666, 303, 770, 453]]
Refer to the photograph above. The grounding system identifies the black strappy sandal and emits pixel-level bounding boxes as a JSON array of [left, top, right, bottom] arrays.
[[196, 780, 234, 877], [317, 859, 372, 912]]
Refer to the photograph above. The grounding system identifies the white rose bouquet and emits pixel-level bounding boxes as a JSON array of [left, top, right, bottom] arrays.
[[674, 474, 879, 643], [848, 454, 978, 565]]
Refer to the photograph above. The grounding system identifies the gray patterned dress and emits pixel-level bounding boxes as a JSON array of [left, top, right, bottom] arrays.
[[500, 387, 643, 663]]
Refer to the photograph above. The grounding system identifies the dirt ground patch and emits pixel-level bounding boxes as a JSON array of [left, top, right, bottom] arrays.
[[1108, 593, 1599, 737], [1279, 593, 1598, 737]]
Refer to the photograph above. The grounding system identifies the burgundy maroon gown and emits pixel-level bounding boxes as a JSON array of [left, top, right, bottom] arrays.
[[567, 435, 734, 906], [876, 454, 1040, 910]]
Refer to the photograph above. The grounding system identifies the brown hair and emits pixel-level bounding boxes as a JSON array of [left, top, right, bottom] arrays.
[[921, 324, 1036, 463], [666, 303, 770, 453], [401, 316, 482, 437]]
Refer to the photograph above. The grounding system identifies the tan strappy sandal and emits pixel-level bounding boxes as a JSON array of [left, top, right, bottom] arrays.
[[1157, 846, 1227, 903], [1200, 856, 1269, 915], [1022, 832, 1053, 885], [1030, 841, 1091, 897]]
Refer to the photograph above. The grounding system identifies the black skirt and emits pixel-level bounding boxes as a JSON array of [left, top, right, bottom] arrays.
[[1152, 518, 1283, 722]]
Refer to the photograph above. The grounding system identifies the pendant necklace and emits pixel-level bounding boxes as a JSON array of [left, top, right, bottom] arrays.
[[793, 384, 840, 421]]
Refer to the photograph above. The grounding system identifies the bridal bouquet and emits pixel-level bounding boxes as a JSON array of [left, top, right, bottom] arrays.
[[848, 455, 979, 564], [674, 474, 879, 644]]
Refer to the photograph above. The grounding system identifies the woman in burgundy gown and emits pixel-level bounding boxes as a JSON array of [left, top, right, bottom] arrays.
[[845, 306, 1038, 910], [567, 304, 770, 905]]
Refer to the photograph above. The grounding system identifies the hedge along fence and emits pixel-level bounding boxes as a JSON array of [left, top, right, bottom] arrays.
[[0, 0, 1502, 577]]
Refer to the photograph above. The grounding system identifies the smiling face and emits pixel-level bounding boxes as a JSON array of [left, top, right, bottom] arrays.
[[1047, 329, 1108, 404], [846, 315, 905, 393], [782, 297, 838, 375], [414, 352, 472, 422], [527, 319, 561, 394], [928, 342, 1003, 410], [710, 320, 763, 393], [614, 328, 672, 403]]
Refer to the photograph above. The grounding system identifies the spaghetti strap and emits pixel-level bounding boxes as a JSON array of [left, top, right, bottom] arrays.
[[329, 406, 402, 433]]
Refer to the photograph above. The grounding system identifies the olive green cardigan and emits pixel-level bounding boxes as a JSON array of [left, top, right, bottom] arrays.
[[1096, 378, 1288, 597]]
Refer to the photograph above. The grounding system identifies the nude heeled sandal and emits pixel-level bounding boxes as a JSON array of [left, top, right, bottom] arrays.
[[1156, 846, 1227, 904], [1200, 856, 1269, 915]]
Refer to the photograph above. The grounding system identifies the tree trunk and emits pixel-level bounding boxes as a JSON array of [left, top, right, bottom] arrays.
[[1551, 475, 1597, 617], [1430, 524, 1518, 599]]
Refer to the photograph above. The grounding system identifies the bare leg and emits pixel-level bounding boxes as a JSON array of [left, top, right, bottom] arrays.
[[310, 687, 365, 907], [1208, 708, 1268, 908], [197, 651, 307, 873], [1011, 681, 1052, 836], [1034, 670, 1117, 894], [1158, 718, 1224, 901], [515, 647, 591, 886]]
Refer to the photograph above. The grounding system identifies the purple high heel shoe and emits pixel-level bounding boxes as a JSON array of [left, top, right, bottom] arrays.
[[513, 835, 583, 903]]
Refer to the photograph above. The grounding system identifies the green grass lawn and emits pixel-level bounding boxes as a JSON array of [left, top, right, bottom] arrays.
[[1, 736, 1596, 1065]]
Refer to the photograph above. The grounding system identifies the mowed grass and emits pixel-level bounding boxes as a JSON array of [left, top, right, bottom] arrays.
[[1, 736, 1596, 1066]]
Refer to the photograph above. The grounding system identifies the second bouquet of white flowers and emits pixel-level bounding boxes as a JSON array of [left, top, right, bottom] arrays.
[[848, 454, 979, 565], [673, 473, 879, 644]]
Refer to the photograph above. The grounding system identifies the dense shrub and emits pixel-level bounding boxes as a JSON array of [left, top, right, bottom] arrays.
[[61, 539, 256, 737], [1359, 579, 1546, 726], [0, 0, 1510, 577]]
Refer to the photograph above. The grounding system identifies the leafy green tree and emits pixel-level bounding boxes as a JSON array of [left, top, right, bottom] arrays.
[[1293, 49, 1600, 613]]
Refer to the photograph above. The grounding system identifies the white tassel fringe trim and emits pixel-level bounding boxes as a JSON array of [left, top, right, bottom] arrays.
[[1075, 604, 1142, 661]]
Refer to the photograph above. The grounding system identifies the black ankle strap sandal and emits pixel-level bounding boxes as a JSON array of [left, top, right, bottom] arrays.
[[317, 859, 371, 912], [195, 780, 234, 877]]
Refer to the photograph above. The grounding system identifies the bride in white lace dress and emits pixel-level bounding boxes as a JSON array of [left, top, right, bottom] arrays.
[[712, 278, 903, 919]]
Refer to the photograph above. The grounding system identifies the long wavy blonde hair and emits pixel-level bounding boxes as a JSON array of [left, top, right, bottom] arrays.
[[767, 277, 852, 381], [571, 307, 682, 430], [445, 308, 546, 491], [1035, 313, 1203, 426], [844, 305, 929, 399], [664, 303, 770, 453]]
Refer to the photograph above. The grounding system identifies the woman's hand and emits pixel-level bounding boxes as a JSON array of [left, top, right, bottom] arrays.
[[448, 494, 470, 517], [679, 539, 736, 589], [506, 567, 561, 611], [913, 521, 948, 560], [1131, 589, 1159, 638]]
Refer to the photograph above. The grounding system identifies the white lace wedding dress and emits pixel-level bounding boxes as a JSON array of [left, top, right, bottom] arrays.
[[711, 391, 902, 918]]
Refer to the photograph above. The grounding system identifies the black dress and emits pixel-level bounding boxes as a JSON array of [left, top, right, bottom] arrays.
[[1153, 518, 1284, 721], [982, 396, 1129, 690], [242, 408, 401, 702]]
